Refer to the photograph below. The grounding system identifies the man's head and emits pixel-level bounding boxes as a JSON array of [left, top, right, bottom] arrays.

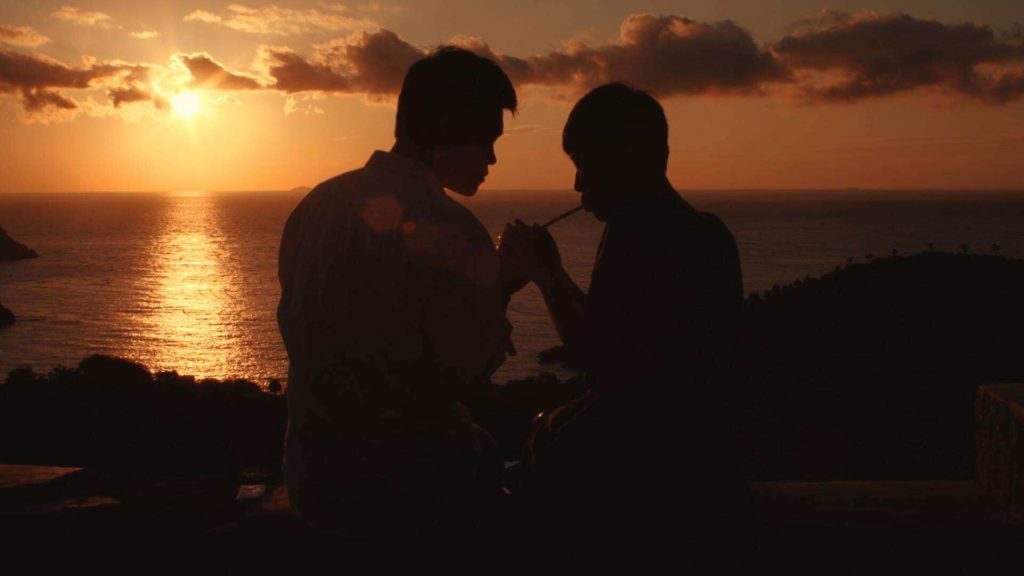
[[562, 83, 669, 221], [395, 46, 517, 196]]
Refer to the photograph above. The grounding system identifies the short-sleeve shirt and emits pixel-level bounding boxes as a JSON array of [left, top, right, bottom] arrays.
[[276, 150, 510, 531]]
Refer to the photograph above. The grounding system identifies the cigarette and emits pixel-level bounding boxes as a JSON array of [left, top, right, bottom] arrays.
[[541, 205, 584, 228]]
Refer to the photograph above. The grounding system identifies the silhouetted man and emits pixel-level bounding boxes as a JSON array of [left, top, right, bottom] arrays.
[[500, 83, 751, 560], [277, 47, 522, 536]]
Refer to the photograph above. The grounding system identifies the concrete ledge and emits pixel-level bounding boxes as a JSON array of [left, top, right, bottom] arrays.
[[752, 480, 1010, 529], [976, 384, 1024, 519], [0, 464, 84, 490]]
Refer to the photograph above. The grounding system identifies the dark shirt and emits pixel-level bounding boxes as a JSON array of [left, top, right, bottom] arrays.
[[583, 188, 743, 392], [523, 188, 749, 551], [277, 151, 510, 533]]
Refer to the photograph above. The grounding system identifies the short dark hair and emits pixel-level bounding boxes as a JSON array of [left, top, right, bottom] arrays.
[[395, 46, 517, 149], [562, 83, 669, 173]]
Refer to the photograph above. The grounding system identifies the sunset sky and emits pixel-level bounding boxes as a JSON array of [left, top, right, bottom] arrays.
[[1, 0, 1023, 192]]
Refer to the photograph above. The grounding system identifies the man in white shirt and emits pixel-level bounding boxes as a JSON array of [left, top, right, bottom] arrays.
[[276, 47, 523, 535]]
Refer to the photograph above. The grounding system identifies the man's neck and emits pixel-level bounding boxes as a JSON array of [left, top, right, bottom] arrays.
[[611, 175, 678, 220], [390, 139, 433, 166]]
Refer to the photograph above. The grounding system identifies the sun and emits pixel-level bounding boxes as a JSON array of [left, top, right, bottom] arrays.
[[170, 92, 202, 119]]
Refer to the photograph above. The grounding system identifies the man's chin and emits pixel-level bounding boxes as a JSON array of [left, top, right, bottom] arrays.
[[447, 180, 483, 197]]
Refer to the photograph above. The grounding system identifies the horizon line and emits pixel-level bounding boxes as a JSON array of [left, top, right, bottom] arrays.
[[3, 187, 1024, 195]]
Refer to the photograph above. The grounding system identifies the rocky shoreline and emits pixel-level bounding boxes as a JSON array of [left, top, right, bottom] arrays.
[[0, 302, 12, 327], [0, 226, 37, 262]]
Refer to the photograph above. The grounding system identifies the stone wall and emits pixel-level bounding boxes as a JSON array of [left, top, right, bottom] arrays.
[[976, 384, 1024, 519]]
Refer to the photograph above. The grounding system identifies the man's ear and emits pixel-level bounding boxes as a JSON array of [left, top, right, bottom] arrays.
[[434, 113, 454, 144]]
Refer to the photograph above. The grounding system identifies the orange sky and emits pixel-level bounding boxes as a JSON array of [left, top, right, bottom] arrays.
[[1, 1, 1023, 192]]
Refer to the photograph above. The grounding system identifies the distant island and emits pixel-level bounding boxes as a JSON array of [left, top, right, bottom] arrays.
[[0, 227, 38, 262], [0, 302, 13, 328], [288, 186, 312, 195]]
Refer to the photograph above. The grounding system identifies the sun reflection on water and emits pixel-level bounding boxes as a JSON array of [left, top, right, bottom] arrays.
[[126, 193, 242, 380]]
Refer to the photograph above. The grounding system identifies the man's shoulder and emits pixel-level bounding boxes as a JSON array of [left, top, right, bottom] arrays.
[[307, 166, 375, 200], [287, 166, 391, 224]]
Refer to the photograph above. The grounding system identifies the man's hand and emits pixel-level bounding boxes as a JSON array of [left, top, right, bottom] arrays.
[[498, 222, 531, 299], [529, 223, 562, 274], [498, 219, 563, 290]]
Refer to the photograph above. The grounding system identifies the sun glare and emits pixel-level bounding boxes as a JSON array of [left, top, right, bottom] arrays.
[[171, 92, 202, 119]]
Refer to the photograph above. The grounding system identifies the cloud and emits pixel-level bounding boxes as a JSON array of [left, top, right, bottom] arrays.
[[107, 67, 168, 110], [0, 49, 158, 120], [233, 15, 785, 100], [257, 47, 350, 92], [51, 6, 114, 29], [130, 31, 159, 40], [284, 92, 326, 115], [22, 87, 77, 111], [182, 10, 222, 25], [0, 50, 128, 93], [0, 25, 52, 47], [774, 11, 1024, 103], [313, 29, 423, 95], [175, 52, 264, 90], [19, 88, 80, 123], [453, 14, 787, 97], [183, 3, 375, 36], [9, 9, 1024, 123], [108, 85, 154, 107]]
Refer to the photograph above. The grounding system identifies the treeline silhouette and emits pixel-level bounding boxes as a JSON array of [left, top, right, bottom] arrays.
[[2, 251, 1023, 481], [0, 356, 582, 480], [735, 250, 1024, 480], [0, 355, 287, 480]]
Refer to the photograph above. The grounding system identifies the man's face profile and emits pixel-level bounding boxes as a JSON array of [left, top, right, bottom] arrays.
[[432, 109, 504, 197], [572, 148, 629, 222]]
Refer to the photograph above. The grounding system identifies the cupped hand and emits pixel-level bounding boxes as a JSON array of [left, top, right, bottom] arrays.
[[498, 221, 531, 296], [498, 219, 562, 285]]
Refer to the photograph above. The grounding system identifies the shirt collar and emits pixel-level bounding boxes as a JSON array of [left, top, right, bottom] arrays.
[[365, 150, 445, 197]]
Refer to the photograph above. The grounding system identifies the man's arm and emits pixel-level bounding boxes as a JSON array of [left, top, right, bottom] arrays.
[[499, 221, 588, 355], [535, 262, 587, 354]]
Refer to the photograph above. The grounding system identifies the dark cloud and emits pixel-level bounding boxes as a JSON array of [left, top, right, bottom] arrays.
[[177, 52, 263, 90], [492, 14, 787, 96], [9, 11, 1024, 122], [249, 29, 423, 96], [108, 85, 165, 108], [258, 47, 350, 92], [0, 49, 126, 92], [22, 87, 76, 111], [315, 29, 423, 96], [774, 11, 1024, 102], [190, 13, 1024, 105], [239, 16, 783, 99], [0, 49, 162, 116]]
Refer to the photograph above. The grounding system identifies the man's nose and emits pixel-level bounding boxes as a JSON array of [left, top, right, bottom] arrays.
[[485, 143, 497, 165]]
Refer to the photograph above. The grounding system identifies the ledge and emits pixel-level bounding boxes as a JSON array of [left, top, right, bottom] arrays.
[[976, 384, 1024, 519]]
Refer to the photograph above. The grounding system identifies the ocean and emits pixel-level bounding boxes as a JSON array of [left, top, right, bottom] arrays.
[[2, 189, 1024, 385]]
